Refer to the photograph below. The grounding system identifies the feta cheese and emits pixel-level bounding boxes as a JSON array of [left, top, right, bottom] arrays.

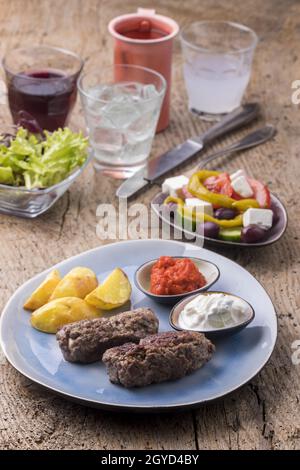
[[231, 175, 253, 198], [243, 208, 273, 229], [185, 198, 213, 216], [230, 169, 246, 181], [162, 175, 189, 197]]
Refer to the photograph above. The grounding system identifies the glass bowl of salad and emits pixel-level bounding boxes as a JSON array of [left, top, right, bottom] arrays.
[[0, 117, 90, 218]]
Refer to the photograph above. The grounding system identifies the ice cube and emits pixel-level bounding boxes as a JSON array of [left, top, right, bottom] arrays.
[[85, 109, 115, 132], [91, 127, 123, 149], [91, 127, 124, 164], [127, 109, 158, 143], [84, 85, 111, 115], [113, 82, 144, 102], [88, 85, 115, 102], [98, 114, 115, 128], [123, 136, 153, 165], [103, 102, 141, 128], [142, 84, 159, 100]]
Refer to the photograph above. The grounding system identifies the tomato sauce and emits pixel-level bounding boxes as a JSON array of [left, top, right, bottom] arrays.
[[150, 256, 206, 295]]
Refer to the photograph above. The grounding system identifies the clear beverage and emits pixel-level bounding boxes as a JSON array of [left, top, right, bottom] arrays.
[[183, 55, 251, 114], [180, 21, 257, 120], [78, 64, 166, 178], [85, 82, 161, 168]]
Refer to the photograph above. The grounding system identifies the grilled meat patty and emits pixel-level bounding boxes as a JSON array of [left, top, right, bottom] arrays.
[[56, 308, 159, 363], [102, 331, 215, 388]]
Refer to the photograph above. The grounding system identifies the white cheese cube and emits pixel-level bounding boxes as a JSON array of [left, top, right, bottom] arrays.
[[230, 169, 246, 181], [243, 208, 273, 229], [231, 175, 253, 198], [162, 175, 189, 197], [185, 198, 213, 216]]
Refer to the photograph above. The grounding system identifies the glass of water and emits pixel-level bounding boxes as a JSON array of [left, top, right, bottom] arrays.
[[180, 21, 258, 120], [78, 64, 166, 178]]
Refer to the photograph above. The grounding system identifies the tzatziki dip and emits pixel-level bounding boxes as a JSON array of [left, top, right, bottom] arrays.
[[178, 292, 250, 331]]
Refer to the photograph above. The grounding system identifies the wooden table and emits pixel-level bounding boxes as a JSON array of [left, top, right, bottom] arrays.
[[0, 0, 299, 451]]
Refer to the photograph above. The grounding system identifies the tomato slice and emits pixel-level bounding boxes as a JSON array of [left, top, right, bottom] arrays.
[[204, 172, 233, 197], [203, 172, 271, 207], [247, 178, 271, 208]]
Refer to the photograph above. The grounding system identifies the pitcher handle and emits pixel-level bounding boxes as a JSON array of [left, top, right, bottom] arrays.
[[137, 8, 156, 16]]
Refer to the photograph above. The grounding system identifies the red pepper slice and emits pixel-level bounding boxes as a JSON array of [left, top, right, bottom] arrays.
[[248, 178, 271, 208]]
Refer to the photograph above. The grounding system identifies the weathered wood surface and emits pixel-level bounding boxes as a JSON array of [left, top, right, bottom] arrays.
[[0, 0, 299, 450]]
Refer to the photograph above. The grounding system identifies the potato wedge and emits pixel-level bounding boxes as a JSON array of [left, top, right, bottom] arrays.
[[31, 297, 102, 333], [50, 267, 98, 300], [23, 269, 61, 311], [85, 268, 131, 310]]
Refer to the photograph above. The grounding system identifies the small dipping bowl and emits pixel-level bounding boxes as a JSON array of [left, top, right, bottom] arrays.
[[170, 291, 255, 338], [134, 257, 220, 305]]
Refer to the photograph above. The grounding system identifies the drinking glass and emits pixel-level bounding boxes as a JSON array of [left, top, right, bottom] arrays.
[[78, 63, 166, 179], [2, 46, 83, 131], [180, 21, 258, 120]]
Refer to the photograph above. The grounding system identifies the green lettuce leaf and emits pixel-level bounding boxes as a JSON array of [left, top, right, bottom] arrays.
[[0, 166, 14, 185], [0, 127, 89, 189]]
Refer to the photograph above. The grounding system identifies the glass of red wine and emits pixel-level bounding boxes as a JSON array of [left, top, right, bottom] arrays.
[[2, 46, 84, 132]]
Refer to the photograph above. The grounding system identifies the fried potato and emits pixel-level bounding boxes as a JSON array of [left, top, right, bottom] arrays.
[[85, 268, 131, 310], [50, 267, 98, 300], [31, 297, 102, 333], [23, 269, 61, 311]]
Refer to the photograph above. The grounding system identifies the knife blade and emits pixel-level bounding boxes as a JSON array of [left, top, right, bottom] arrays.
[[117, 139, 202, 198], [116, 103, 259, 199]]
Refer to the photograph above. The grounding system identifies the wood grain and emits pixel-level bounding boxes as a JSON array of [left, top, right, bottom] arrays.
[[0, 0, 299, 450]]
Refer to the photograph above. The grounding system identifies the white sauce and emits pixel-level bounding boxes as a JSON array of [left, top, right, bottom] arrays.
[[178, 293, 250, 331]]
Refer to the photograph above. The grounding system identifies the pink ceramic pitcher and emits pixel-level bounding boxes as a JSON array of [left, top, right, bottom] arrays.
[[108, 8, 179, 132]]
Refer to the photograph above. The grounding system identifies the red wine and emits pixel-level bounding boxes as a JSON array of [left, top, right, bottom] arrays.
[[7, 69, 79, 132]]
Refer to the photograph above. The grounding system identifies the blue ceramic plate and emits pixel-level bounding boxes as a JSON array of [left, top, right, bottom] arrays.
[[0, 240, 277, 412]]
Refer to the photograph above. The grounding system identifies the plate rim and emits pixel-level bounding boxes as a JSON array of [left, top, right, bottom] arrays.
[[151, 192, 288, 248], [0, 239, 278, 412]]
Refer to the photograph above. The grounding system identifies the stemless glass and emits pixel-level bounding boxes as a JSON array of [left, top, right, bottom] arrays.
[[78, 63, 166, 179], [2, 46, 83, 131], [180, 21, 258, 120]]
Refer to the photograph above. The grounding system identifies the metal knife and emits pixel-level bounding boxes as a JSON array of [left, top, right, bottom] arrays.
[[116, 103, 260, 199]]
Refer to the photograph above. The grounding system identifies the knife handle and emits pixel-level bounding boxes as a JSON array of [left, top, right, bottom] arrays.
[[199, 103, 260, 146]]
